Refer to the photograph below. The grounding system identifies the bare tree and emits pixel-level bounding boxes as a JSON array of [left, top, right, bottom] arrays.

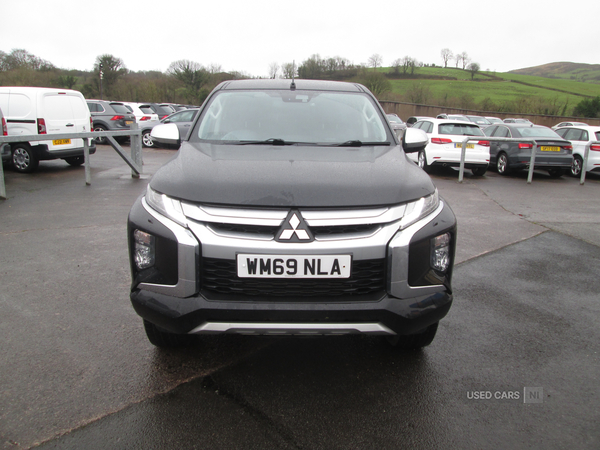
[[391, 58, 403, 74], [440, 48, 453, 68], [458, 52, 470, 70], [268, 62, 279, 79], [368, 54, 383, 70], [208, 63, 222, 74]]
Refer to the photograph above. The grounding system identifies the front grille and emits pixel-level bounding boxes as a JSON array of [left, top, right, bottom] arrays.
[[207, 223, 381, 239], [201, 257, 386, 298]]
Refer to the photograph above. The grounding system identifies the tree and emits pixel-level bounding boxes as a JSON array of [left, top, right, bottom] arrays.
[[94, 54, 127, 98], [391, 58, 402, 74], [457, 52, 470, 70], [361, 71, 391, 97], [573, 97, 600, 118], [467, 62, 480, 80], [368, 54, 383, 70], [167, 59, 209, 103], [281, 62, 296, 79], [268, 62, 279, 79], [440, 48, 453, 68]]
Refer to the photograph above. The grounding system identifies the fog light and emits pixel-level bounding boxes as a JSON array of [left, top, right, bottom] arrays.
[[134, 229, 155, 270], [431, 233, 451, 272]]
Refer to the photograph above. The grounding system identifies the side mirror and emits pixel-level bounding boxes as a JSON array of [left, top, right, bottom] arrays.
[[402, 128, 428, 153], [151, 123, 180, 146]]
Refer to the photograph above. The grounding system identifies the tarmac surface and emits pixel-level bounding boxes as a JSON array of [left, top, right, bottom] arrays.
[[1, 145, 599, 449]]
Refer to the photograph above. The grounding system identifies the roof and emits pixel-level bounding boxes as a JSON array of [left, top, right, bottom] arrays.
[[216, 79, 366, 93]]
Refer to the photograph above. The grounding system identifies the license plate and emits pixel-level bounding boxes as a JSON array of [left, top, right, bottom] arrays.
[[53, 139, 71, 145], [454, 143, 474, 149], [541, 146, 560, 152], [237, 254, 351, 278], [125, 120, 134, 125]]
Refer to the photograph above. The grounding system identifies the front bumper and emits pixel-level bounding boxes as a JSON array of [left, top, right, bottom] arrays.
[[128, 195, 457, 337]]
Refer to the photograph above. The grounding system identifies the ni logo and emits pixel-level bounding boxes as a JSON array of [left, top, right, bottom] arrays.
[[276, 211, 314, 243]]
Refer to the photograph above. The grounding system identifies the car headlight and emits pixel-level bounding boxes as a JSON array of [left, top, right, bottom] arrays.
[[145, 185, 187, 227], [399, 189, 440, 230]]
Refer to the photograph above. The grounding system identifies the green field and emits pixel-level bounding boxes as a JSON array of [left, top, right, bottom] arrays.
[[377, 65, 600, 115]]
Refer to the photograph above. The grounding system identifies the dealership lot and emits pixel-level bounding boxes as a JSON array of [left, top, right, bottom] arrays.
[[1, 146, 599, 449]]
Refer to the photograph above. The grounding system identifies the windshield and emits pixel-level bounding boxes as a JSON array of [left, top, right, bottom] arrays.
[[195, 90, 389, 145], [438, 123, 485, 137], [518, 127, 561, 138]]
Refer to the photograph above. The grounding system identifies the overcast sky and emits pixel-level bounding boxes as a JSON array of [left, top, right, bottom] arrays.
[[2, 0, 598, 77]]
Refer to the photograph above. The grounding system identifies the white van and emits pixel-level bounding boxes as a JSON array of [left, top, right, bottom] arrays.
[[0, 87, 96, 173]]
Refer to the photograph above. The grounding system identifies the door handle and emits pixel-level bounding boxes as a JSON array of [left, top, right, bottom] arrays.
[[66, 123, 74, 127]]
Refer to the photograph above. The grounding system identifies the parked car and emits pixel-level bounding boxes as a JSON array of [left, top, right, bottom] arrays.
[[140, 108, 201, 148], [554, 126, 600, 176], [483, 124, 573, 177], [122, 102, 159, 123], [0, 87, 96, 173], [406, 116, 433, 127], [466, 115, 492, 128], [87, 100, 135, 145], [552, 121, 588, 130], [138, 103, 173, 120], [485, 117, 503, 124], [408, 118, 489, 176], [503, 118, 532, 124], [436, 114, 470, 122], [132, 79, 456, 350], [1, 106, 10, 163], [386, 113, 407, 139]]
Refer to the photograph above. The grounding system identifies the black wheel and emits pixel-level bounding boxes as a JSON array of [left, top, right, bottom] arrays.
[[93, 125, 107, 145], [548, 168, 564, 178], [143, 319, 196, 347], [471, 166, 487, 176], [11, 144, 38, 173], [142, 130, 155, 148], [417, 149, 430, 173], [496, 152, 510, 175], [64, 156, 85, 167], [570, 155, 583, 177], [387, 322, 439, 350]]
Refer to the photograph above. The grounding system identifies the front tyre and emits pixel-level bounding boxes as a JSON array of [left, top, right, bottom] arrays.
[[143, 319, 196, 347], [142, 130, 155, 148], [11, 144, 38, 173], [93, 125, 107, 145], [387, 322, 439, 350], [417, 149, 430, 173]]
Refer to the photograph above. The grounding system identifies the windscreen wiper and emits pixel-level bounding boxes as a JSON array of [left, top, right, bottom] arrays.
[[336, 140, 391, 147], [238, 138, 290, 145]]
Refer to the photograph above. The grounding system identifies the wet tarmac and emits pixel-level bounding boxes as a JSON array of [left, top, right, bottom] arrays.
[[1, 146, 599, 449]]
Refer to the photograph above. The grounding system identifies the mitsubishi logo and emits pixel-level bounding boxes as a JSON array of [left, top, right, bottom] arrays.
[[276, 211, 314, 243]]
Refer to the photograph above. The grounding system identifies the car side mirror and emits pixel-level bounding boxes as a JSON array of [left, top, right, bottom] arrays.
[[402, 128, 428, 153], [151, 123, 181, 146]]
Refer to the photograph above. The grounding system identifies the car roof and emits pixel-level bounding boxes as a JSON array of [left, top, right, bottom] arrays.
[[556, 125, 600, 131], [419, 118, 482, 125], [216, 79, 367, 93]]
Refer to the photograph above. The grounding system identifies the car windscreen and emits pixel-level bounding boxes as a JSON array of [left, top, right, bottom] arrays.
[[195, 90, 389, 144], [518, 127, 561, 138], [438, 123, 484, 137]]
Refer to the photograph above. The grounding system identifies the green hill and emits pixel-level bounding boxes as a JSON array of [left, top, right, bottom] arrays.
[[377, 63, 600, 116]]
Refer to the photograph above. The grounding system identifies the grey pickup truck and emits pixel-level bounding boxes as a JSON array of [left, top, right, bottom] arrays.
[[127, 79, 457, 350]]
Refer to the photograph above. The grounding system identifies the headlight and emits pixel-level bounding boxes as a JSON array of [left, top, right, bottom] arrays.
[[399, 189, 439, 230], [145, 185, 187, 226]]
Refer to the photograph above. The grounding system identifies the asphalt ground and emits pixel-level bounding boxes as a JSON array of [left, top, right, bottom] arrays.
[[1, 146, 599, 449]]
